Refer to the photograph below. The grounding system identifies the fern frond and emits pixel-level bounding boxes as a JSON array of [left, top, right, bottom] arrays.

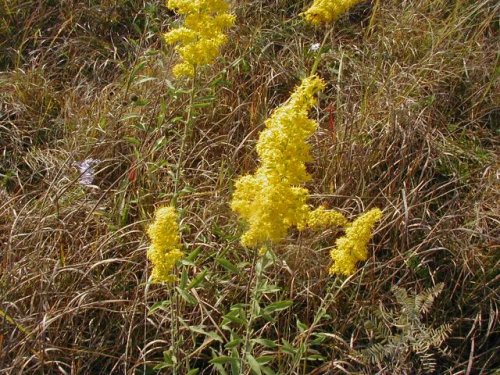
[[418, 283, 444, 315], [356, 284, 451, 374], [365, 311, 392, 341], [420, 352, 437, 373], [427, 324, 452, 348]]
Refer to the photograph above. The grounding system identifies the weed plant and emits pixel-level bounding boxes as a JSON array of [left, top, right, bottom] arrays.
[[1, 0, 498, 374]]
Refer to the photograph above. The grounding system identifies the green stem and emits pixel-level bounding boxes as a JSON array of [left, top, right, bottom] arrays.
[[366, 0, 381, 37], [241, 252, 265, 371], [170, 281, 179, 374], [309, 26, 335, 76], [172, 69, 197, 205]]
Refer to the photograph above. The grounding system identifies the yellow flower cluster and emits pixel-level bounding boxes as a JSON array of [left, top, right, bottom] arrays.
[[329, 208, 382, 276], [147, 206, 183, 283], [164, 0, 235, 77], [302, 0, 364, 25], [307, 206, 349, 229], [232, 75, 347, 248]]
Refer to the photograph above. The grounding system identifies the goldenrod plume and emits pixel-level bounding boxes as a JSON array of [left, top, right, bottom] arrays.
[[303, 0, 364, 25], [147, 206, 183, 283], [231, 75, 347, 248], [329, 208, 382, 276], [164, 0, 235, 77]]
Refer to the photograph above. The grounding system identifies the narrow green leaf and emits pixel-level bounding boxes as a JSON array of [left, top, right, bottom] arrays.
[[261, 366, 277, 375], [281, 340, 296, 356], [263, 300, 293, 314], [246, 353, 262, 375], [216, 258, 240, 274], [134, 76, 157, 85], [256, 355, 274, 364], [251, 338, 278, 348], [188, 269, 208, 289], [176, 287, 196, 304], [186, 246, 202, 262], [210, 356, 238, 365], [296, 319, 308, 333], [148, 300, 168, 314], [225, 338, 243, 349], [179, 268, 188, 289]]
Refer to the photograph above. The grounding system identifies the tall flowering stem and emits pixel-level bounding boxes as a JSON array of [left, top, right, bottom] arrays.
[[231, 75, 382, 276], [147, 206, 183, 283], [302, 0, 364, 25], [231, 75, 348, 248], [164, 0, 235, 78]]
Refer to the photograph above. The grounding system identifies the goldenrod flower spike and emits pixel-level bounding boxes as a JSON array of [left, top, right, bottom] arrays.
[[147, 206, 183, 283], [329, 208, 382, 276], [302, 0, 364, 25], [307, 206, 349, 228], [164, 0, 235, 78], [232, 76, 347, 248]]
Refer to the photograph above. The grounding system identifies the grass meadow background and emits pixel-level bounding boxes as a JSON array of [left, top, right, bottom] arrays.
[[1, 0, 498, 373]]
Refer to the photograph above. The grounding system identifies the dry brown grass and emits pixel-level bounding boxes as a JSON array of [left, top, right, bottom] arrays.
[[1, 0, 498, 373]]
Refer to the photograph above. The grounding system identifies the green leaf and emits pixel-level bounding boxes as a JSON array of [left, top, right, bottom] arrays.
[[123, 136, 141, 146], [256, 355, 274, 364], [186, 369, 200, 375], [223, 310, 247, 325], [210, 356, 238, 365], [251, 338, 278, 348], [120, 113, 141, 122], [216, 258, 240, 274], [188, 269, 208, 289], [261, 366, 276, 375], [179, 268, 188, 289], [297, 319, 308, 332], [188, 325, 222, 342], [148, 300, 168, 314], [246, 353, 262, 375], [281, 340, 296, 356], [263, 300, 293, 314], [225, 338, 243, 349], [257, 283, 281, 294], [186, 246, 202, 262], [176, 287, 196, 305], [134, 76, 157, 85], [306, 354, 326, 361]]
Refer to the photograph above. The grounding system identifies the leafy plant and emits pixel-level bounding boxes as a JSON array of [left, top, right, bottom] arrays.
[[357, 283, 452, 374]]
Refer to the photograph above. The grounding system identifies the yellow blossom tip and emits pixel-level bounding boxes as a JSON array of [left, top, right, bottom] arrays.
[[328, 208, 383, 276], [147, 206, 184, 283], [164, 0, 235, 77], [302, 0, 365, 25], [231, 76, 325, 248]]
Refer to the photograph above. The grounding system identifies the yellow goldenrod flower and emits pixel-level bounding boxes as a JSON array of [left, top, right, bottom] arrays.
[[164, 0, 235, 77], [329, 208, 382, 276], [302, 0, 364, 25], [307, 206, 348, 229], [147, 206, 183, 283], [232, 75, 329, 248]]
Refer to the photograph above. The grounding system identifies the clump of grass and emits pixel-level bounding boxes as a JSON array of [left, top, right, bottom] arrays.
[[1, 0, 498, 374]]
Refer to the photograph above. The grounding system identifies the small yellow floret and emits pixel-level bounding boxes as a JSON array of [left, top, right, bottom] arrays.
[[329, 208, 382, 276], [164, 0, 235, 77], [147, 206, 183, 283], [302, 0, 364, 25]]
